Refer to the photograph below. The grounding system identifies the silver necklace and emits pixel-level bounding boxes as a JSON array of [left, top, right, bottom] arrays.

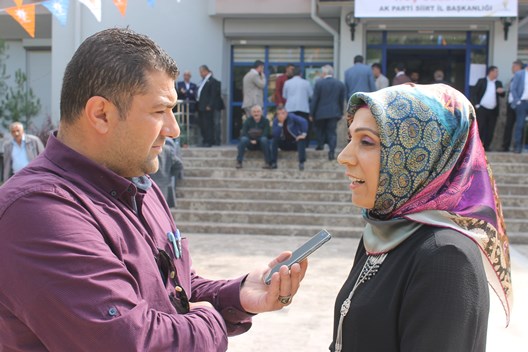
[[335, 253, 387, 352]]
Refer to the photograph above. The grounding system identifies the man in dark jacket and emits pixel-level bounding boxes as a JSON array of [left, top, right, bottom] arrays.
[[470, 66, 505, 151], [270, 106, 308, 171], [236, 105, 271, 169], [197, 65, 221, 147], [310, 65, 345, 160]]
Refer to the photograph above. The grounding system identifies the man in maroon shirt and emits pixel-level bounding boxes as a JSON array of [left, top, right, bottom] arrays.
[[0, 28, 307, 352], [274, 64, 295, 108]]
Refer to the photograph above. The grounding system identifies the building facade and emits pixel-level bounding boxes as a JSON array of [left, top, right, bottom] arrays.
[[0, 0, 526, 143]]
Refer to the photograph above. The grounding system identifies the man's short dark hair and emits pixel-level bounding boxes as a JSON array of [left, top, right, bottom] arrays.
[[293, 66, 301, 76], [354, 55, 364, 64], [513, 59, 524, 67], [487, 66, 498, 75], [253, 60, 265, 68], [200, 65, 211, 73], [60, 28, 179, 123], [371, 63, 382, 70]]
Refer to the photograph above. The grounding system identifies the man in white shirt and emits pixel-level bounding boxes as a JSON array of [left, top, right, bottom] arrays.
[[471, 66, 505, 151], [283, 67, 313, 143], [2, 122, 45, 182], [371, 63, 389, 91]]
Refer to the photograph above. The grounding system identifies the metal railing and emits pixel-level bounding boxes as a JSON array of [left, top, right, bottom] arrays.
[[173, 100, 198, 146]]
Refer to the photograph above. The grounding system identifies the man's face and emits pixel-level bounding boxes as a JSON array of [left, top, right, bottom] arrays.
[[251, 107, 262, 122], [512, 63, 522, 73], [256, 65, 264, 74], [183, 72, 191, 82], [10, 125, 23, 144], [286, 66, 295, 77], [372, 67, 380, 78], [277, 109, 288, 123], [106, 70, 180, 177], [489, 69, 498, 80], [199, 68, 207, 78]]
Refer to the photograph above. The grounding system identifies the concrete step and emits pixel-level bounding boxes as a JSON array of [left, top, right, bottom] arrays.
[[172, 209, 362, 227], [500, 196, 528, 208], [181, 147, 528, 163], [176, 187, 351, 202], [176, 198, 358, 215], [184, 167, 347, 180], [183, 168, 528, 185], [183, 157, 528, 174], [174, 221, 365, 238], [179, 177, 349, 192], [175, 199, 528, 220]]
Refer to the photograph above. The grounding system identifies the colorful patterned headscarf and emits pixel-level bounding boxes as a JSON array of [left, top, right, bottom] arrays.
[[348, 83, 512, 323]]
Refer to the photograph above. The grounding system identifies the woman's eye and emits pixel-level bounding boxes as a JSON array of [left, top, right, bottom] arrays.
[[361, 137, 375, 146]]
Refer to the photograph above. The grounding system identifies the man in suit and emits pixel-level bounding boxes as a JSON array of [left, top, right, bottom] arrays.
[[2, 122, 44, 182], [509, 62, 528, 153], [471, 66, 505, 151], [392, 63, 411, 86], [344, 55, 376, 99], [176, 71, 197, 112], [242, 60, 266, 118], [502, 59, 524, 152], [197, 65, 221, 147], [310, 65, 345, 160]]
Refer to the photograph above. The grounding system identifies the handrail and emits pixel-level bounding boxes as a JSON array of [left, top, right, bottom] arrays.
[[173, 100, 195, 146]]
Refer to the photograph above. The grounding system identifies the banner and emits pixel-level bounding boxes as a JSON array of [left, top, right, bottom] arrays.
[[6, 4, 36, 37], [42, 0, 69, 26], [355, 0, 518, 18], [113, 0, 127, 16], [78, 0, 101, 22], [14, 0, 23, 6]]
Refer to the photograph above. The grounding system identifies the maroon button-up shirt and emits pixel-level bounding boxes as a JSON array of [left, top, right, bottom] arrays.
[[0, 134, 252, 351]]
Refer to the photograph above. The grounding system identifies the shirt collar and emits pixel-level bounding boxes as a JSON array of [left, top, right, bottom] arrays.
[[44, 132, 143, 208]]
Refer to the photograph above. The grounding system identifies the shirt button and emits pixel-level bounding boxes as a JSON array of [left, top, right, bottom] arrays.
[[110, 190, 118, 197], [108, 307, 118, 316]]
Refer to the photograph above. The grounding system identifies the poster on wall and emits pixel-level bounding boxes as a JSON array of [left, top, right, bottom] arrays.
[[355, 0, 518, 18]]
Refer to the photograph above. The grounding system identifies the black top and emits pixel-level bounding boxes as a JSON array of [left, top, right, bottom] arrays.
[[330, 226, 489, 352]]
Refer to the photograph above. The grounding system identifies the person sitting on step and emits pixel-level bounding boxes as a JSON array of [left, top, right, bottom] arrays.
[[236, 105, 271, 169], [270, 106, 308, 171]]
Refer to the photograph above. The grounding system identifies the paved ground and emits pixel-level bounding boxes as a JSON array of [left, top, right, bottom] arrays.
[[188, 234, 528, 352]]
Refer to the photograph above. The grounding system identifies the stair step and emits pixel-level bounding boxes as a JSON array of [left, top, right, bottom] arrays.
[[172, 209, 362, 227], [174, 221, 365, 238], [181, 147, 528, 163], [176, 198, 358, 215], [176, 187, 351, 202], [179, 177, 348, 191], [183, 158, 528, 174]]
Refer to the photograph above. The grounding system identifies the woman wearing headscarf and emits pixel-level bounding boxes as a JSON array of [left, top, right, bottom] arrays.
[[331, 83, 511, 352]]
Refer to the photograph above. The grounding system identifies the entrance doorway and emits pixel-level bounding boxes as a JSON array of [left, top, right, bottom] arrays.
[[386, 49, 466, 93]]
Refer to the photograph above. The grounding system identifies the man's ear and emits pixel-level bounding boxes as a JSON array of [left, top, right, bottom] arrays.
[[84, 96, 114, 134]]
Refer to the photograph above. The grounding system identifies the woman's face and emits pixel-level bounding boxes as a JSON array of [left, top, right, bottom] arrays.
[[337, 108, 381, 209]]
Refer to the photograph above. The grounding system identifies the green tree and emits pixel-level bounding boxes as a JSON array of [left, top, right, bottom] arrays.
[[2, 69, 41, 129], [0, 40, 9, 121], [0, 40, 41, 129]]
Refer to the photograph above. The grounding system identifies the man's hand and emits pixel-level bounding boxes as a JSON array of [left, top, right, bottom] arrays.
[[190, 301, 214, 310], [239, 252, 308, 314], [296, 134, 306, 141], [250, 140, 257, 145]]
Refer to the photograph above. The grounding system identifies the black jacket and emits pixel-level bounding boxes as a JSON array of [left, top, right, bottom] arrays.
[[471, 78, 504, 112], [198, 76, 225, 112]]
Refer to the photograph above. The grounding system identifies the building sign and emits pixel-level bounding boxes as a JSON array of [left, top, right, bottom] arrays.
[[355, 0, 518, 18]]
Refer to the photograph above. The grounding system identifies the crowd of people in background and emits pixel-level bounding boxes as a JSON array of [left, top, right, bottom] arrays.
[[2, 54, 527, 188]]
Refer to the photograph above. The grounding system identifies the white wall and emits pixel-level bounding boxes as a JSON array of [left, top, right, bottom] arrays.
[[338, 7, 364, 81], [51, 0, 225, 123]]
